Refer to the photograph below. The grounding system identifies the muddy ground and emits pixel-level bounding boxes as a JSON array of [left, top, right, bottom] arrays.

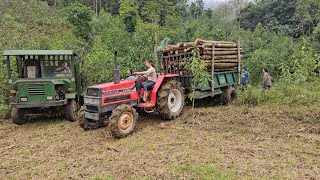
[[0, 105, 320, 179]]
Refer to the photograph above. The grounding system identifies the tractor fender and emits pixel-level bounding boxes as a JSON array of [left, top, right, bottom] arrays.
[[150, 74, 180, 104]]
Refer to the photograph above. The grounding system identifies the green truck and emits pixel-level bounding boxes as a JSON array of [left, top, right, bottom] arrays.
[[3, 50, 83, 124]]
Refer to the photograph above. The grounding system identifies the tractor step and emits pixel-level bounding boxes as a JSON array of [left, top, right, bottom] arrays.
[[139, 101, 152, 106], [138, 101, 156, 109], [144, 108, 155, 113]]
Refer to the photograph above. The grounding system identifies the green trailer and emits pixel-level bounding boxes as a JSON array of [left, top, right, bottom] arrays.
[[159, 50, 240, 104], [3, 50, 83, 124]]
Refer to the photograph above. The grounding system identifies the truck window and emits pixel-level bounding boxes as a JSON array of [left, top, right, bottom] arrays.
[[44, 61, 72, 77]]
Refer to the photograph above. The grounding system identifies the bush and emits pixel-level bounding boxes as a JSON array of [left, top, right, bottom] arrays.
[[0, 104, 10, 119], [238, 79, 320, 107]]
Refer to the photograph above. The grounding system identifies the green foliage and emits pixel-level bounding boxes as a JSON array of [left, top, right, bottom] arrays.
[[185, 50, 211, 102], [64, 2, 92, 41], [119, 0, 139, 32], [280, 39, 319, 84], [242, 25, 294, 84], [240, 0, 320, 38], [238, 79, 320, 107]]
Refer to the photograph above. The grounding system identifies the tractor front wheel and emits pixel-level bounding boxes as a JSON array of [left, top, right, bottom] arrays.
[[78, 107, 105, 130], [66, 99, 78, 122], [156, 79, 185, 120], [109, 104, 138, 138], [11, 107, 27, 125]]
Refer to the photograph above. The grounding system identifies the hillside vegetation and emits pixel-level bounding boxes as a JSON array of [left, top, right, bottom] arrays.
[[1, 0, 320, 179]]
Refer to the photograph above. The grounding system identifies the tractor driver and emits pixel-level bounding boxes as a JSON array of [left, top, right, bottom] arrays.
[[55, 61, 71, 77], [134, 60, 157, 102]]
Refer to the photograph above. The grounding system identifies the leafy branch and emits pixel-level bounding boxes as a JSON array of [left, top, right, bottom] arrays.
[[185, 49, 211, 108]]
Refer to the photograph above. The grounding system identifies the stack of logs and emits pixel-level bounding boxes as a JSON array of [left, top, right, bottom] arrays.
[[160, 38, 242, 71]]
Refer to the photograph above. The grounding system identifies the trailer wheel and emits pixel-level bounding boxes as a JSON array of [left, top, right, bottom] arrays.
[[156, 79, 185, 120], [11, 107, 27, 125], [109, 104, 138, 138], [223, 86, 237, 105], [66, 99, 78, 122]]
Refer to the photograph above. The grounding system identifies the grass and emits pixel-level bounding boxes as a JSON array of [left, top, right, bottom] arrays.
[[171, 164, 234, 179], [237, 79, 320, 107], [1, 83, 320, 179]]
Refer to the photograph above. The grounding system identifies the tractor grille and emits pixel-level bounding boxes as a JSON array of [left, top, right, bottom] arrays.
[[87, 88, 100, 97], [104, 95, 131, 103], [28, 84, 46, 95], [86, 105, 99, 112]]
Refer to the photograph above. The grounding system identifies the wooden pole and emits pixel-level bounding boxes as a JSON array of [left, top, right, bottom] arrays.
[[211, 44, 215, 96], [237, 39, 241, 84]]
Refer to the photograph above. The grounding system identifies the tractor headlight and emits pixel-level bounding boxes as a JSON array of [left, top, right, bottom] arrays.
[[47, 96, 53, 100], [20, 97, 28, 102], [84, 97, 100, 105]]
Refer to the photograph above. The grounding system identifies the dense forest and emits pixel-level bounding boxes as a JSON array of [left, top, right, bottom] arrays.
[[1, 0, 320, 113]]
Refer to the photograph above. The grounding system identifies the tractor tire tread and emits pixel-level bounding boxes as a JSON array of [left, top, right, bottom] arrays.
[[156, 79, 184, 120], [109, 104, 138, 138]]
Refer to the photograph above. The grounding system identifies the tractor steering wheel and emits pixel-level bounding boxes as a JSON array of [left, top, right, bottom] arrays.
[[138, 75, 147, 82]]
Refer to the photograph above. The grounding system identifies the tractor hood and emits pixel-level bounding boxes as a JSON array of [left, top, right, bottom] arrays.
[[87, 80, 136, 96], [12, 78, 72, 85]]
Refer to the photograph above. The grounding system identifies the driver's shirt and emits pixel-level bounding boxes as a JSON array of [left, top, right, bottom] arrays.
[[144, 67, 157, 82]]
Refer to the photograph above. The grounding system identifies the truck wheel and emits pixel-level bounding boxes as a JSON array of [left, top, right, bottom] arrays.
[[66, 99, 78, 122], [156, 79, 185, 120], [223, 86, 237, 105], [109, 104, 138, 138], [11, 107, 26, 125]]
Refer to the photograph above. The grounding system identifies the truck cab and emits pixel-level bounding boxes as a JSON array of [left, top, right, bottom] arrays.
[[3, 50, 83, 124]]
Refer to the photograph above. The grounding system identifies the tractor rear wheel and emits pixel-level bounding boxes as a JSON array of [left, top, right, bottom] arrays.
[[11, 107, 27, 125], [109, 104, 138, 138], [222, 86, 237, 105], [66, 99, 78, 122], [156, 79, 185, 120]]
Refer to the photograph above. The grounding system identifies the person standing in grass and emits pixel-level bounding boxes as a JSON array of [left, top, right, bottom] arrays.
[[261, 67, 272, 90], [241, 67, 249, 91]]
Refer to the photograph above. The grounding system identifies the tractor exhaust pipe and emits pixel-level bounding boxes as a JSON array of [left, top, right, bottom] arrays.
[[113, 51, 120, 84]]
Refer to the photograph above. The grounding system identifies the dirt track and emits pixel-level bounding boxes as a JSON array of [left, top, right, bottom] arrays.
[[1, 105, 320, 179]]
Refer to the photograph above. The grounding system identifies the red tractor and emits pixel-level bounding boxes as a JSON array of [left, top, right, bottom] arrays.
[[79, 52, 185, 138]]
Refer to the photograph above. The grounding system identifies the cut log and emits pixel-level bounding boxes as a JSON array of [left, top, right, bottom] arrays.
[[215, 55, 242, 59], [205, 63, 238, 69], [183, 42, 196, 47], [176, 42, 183, 47], [202, 51, 239, 55], [215, 44, 238, 48], [201, 43, 237, 48], [201, 43, 238, 48], [201, 55, 241, 60], [195, 38, 235, 45], [203, 47, 243, 51], [203, 59, 239, 63]]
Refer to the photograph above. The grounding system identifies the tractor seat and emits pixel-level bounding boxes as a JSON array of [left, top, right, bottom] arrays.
[[147, 85, 154, 90]]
